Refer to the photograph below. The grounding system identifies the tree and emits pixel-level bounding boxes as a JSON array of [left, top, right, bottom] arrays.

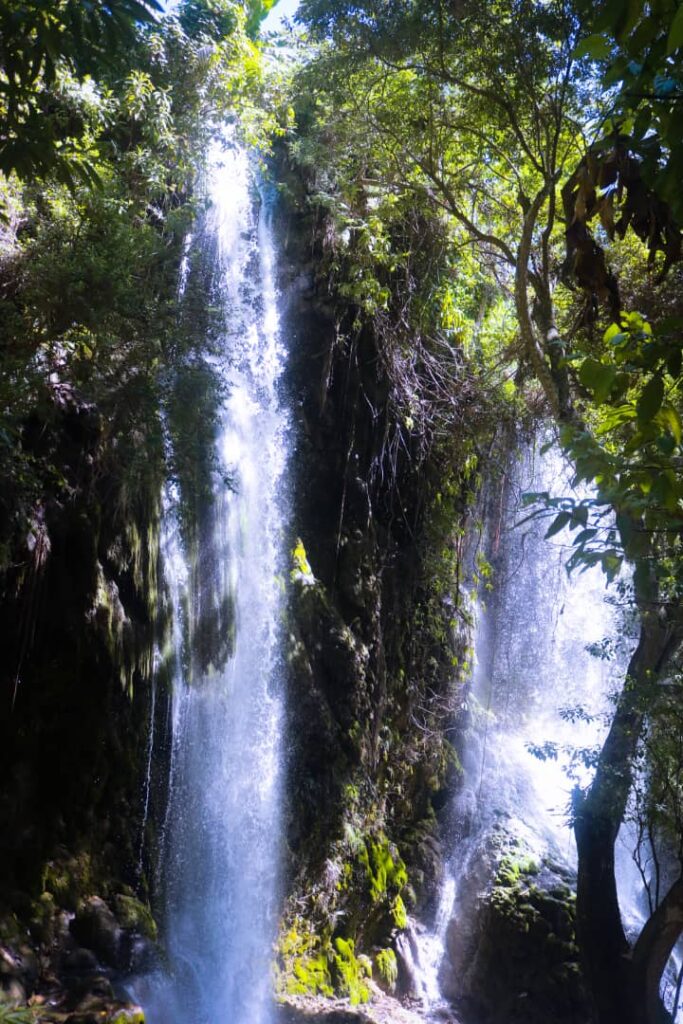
[[573, 0, 683, 222], [291, 1, 683, 1019], [0, 0, 162, 184]]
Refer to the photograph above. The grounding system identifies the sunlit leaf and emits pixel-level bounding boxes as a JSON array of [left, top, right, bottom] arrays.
[[574, 33, 612, 60], [579, 358, 617, 403]]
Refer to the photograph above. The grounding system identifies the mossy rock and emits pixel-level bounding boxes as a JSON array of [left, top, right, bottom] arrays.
[[112, 896, 157, 941], [106, 1007, 145, 1024], [41, 854, 94, 913], [445, 850, 587, 1024], [28, 892, 56, 945], [277, 923, 374, 1005], [374, 949, 397, 994], [332, 938, 372, 1006], [277, 923, 334, 999], [357, 837, 407, 904]]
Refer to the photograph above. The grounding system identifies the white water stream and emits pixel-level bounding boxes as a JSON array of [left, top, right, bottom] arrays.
[[133, 144, 288, 1024], [406, 440, 636, 1016]]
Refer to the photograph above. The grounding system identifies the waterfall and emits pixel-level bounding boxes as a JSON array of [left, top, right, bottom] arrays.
[[458, 441, 623, 859], [133, 143, 289, 1024], [409, 438, 632, 1015]]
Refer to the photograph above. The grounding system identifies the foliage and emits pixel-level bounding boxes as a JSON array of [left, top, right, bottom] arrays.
[[573, 0, 683, 222], [523, 308, 682, 592], [628, 675, 683, 913], [0, 0, 279, 564], [0, 0, 163, 184], [289, 1, 683, 1018]]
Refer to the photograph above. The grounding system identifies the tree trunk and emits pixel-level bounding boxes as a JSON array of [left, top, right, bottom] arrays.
[[631, 876, 683, 1024], [574, 581, 679, 1024]]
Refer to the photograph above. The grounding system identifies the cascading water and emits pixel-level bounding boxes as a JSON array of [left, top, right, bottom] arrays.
[[133, 143, 289, 1024], [457, 441, 623, 857], [408, 438, 632, 1016]]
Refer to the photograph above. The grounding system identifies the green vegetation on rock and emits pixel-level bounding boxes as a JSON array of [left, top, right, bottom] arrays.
[[374, 948, 398, 993], [332, 937, 372, 1005], [357, 836, 407, 904]]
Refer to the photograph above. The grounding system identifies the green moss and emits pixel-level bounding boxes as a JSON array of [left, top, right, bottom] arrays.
[[277, 924, 334, 998], [291, 954, 334, 998], [496, 854, 540, 888], [332, 937, 372, 1005], [106, 1010, 145, 1024], [28, 891, 56, 944], [291, 538, 315, 584], [277, 922, 375, 1004], [390, 894, 407, 929], [112, 894, 157, 941], [41, 852, 94, 911], [357, 835, 408, 903], [375, 948, 398, 992]]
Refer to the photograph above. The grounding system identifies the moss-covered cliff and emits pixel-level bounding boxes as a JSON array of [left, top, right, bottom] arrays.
[[272, 154, 501, 1003]]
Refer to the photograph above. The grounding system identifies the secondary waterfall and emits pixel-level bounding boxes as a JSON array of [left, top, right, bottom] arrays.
[[134, 143, 288, 1024], [407, 438, 632, 1016], [457, 441, 623, 857]]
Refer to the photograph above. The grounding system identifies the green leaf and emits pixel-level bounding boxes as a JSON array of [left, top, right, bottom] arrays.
[[522, 490, 549, 506], [574, 33, 613, 60], [573, 528, 599, 545], [667, 348, 682, 379], [545, 511, 572, 539], [579, 357, 617, 403], [657, 404, 683, 445], [636, 375, 664, 426], [667, 4, 683, 53], [657, 433, 676, 455], [650, 470, 680, 510], [597, 404, 637, 434], [602, 552, 623, 582], [572, 504, 590, 527]]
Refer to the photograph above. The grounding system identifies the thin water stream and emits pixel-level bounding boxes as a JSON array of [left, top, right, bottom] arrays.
[[133, 144, 289, 1024]]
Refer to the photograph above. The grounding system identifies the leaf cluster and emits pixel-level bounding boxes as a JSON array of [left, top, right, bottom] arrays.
[[574, 0, 683, 222], [0, 0, 162, 183], [0, 0, 275, 560]]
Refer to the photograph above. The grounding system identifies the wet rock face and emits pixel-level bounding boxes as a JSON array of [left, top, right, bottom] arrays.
[[275, 164, 475, 994], [71, 898, 123, 969], [0, 922, 39, 1004], [69, 895, 159, 974], [441, 823, 590, 1024]]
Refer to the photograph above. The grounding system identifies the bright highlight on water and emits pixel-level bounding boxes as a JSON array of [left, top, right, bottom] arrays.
[[133, 143, 289, 1024]]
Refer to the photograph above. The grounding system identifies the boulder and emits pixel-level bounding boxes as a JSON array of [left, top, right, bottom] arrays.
[[70, 898, 123, 969], [440, 821, 590, 1024]]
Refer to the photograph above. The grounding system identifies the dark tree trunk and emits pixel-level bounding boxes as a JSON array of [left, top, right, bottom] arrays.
[[573, 568, 680, 1024], [631, 877, 683, 1024]]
